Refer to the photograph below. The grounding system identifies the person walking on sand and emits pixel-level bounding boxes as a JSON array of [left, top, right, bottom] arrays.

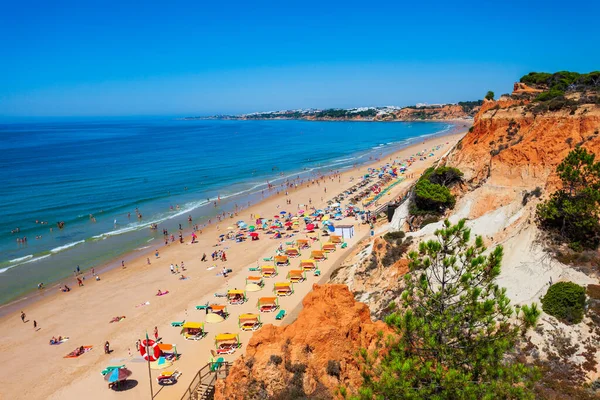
[[104, 341, 110, 354], [20, 311, 26, 323], [135, 339, 140, 352], [33, 320, 37, 330], [147, 257, 151, 265], [121, 260, 125, 268], [154, 326, 159, 340]]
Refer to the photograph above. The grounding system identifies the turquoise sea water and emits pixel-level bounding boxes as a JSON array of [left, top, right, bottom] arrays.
[[0, 118, 455, 309]]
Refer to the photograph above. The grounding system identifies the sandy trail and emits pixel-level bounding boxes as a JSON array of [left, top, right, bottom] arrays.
[[0, 131, 465, 400]]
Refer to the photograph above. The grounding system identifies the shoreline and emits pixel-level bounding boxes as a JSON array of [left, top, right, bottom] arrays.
[[0, 121, 469, 316], [0, 128, 467, 400]]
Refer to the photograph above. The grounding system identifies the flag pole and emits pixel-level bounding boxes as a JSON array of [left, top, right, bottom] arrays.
[[145, 332, 154, 399]]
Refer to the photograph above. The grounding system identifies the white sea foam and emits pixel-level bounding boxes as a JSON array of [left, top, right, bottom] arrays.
[[0, 254, 51, 274], [9, 255, 33, 263], [135, 245, 151, 251], [50, 240, 85, 253]]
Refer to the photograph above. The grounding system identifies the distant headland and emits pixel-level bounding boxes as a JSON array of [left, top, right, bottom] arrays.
[[183, 100, 483, 122]]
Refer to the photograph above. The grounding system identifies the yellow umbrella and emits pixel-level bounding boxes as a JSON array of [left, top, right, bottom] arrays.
[[322, 215, 330, 221], [206, 313, 225, 324], [245, 283, 262, 292]]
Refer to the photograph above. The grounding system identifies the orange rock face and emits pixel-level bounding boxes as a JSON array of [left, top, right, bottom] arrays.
[[448, 99, 600, 191], [214, 284, 393, 399]]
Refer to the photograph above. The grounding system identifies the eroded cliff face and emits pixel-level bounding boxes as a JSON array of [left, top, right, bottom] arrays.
[[214, 284, 393, 400], [448, 100, 600, 190]]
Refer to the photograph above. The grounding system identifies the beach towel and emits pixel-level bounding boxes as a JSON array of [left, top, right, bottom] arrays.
[[156, 291, 169, 296], [206, 266, 216, 271], [50, 337, 69, 345], [136, 301, 150, 308], [109, 316, 126, 323], [64, 345, 93, 358]]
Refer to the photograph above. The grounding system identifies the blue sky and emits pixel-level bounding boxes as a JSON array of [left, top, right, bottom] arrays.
[[0, 0, 598, 117]]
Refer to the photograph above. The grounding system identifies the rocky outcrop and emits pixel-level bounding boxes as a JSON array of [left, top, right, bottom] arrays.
[[214, 284, 393, 400], [330, 236, 410, 319], [513, 82, 544, 95], [448, 99, 600, 191]]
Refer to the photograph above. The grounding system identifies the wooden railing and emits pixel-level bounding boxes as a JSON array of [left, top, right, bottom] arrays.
[[179, 362, 232, 400]]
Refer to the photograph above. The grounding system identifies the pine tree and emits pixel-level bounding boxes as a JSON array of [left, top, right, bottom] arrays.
[[358, 220, 540, 399]]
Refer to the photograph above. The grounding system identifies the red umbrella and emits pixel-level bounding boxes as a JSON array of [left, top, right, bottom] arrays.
[[274, 215, 280, 218], [284, 222, 293, 226], [250, 232, 259, 237], [306, 223, 315, 230]]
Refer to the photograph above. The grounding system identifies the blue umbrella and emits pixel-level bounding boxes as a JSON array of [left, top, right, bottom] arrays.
[[104, 367, 132, 383]]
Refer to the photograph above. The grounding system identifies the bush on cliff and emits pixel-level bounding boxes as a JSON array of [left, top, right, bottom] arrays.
[[411, 167, 462, 215], [357, 220, 540, 399], [541, 282, 586, 324], [536, 148, 600, 248]]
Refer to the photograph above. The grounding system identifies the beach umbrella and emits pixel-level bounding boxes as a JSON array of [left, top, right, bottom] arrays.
[[206, 313, 224, 324], [274, 215, 279, 218], [249, 225, 255, 231], [306, 223, 315, 231], [280, 211, 287, 214], [150, 356, 173, 370], [322, 215, 330, 221], [250, 232, 259, 237], [284, 222, 293, 226], [104, 367, 132, 383], [245, 283, 262, 292], [219, 234, 225, 237]]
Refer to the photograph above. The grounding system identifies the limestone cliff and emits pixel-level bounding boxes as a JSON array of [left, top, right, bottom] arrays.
[[214, 284, 393, 400]]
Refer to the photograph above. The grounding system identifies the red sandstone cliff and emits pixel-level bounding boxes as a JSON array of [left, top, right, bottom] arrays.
[[447, 98, 600, 191], [214, 284, 393, 399]]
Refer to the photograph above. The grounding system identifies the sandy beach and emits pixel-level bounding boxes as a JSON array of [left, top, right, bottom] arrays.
[[0, 130, 465, 400]]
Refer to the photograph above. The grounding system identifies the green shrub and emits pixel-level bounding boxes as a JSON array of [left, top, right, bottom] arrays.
[[485, 90, 495, 100], [383, 231, 405, 242], [414, 180, 455, 212], [536, 148, 600, 248], [541, 282, 586, 324]]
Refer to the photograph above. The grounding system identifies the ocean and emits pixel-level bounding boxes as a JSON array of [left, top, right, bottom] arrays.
[[0, 118, 454, 308]]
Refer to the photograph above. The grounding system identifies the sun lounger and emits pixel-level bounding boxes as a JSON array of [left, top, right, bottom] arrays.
[[101, 365, 125, 376], [216, 343, 239, 355], [249, 267, 260, 271], [157, 370, 182, 385], [214, 292, 227, 297], [262, 257, 273, 262], [314, 269, 321, 276], [196, 302, 209, 310], [341, 242, 348, 249], [171, 320, 185, 327], [275, 310, 286, 320]]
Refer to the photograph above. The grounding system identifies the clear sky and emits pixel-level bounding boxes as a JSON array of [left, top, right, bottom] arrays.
[[0, 0, 598, 117]]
